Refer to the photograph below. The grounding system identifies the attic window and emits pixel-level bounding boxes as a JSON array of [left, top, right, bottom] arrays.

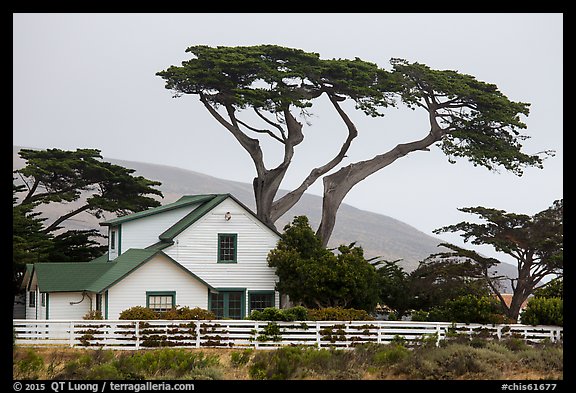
[[218, 233, 237, 263]]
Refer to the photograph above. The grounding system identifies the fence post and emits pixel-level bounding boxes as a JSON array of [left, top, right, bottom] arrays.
[[69, 321, 74, 347], [435, 324, 442, 347], [135, 321, 140, 350], [316, 321, 321, 348], [254, 322, 259, 350], [195, 320, 201, 348]]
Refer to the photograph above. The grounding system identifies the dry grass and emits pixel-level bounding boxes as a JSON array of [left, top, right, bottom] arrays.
[[13, 341, 563, 381]]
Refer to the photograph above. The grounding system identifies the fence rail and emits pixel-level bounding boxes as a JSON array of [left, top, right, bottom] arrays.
[[13, 319, 563, 350]]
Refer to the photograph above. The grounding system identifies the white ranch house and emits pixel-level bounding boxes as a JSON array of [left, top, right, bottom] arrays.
[[22, 194, 281, 320]]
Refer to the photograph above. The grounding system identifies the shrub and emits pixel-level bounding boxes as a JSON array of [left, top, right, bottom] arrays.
[[230, 349, 253, 367], [14, 349, 44, 379], [306, 307, 374, 321], [119, 306, 215, 320], [427, 294, 504, 324], [161, 306, 215, 320], [410, 309, 429, 321], [373, 344, 410, 365], [249, 306, 308, 321], [119, 306, 158, 320], [520, 297, 563, 326]]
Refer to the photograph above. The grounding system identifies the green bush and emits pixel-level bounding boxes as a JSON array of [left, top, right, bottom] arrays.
[[427, 294, 504, 324], [249, 306, 308, 321], [119, 306, 215, 320], [306, 307, 374, 321], [14, 349, 44, 379], [161, 306, 215, 320], [230, 349, 253, 367], [118, 306, 159, 320], [373, 344, 410, 365], [520, 297, 563, 326]]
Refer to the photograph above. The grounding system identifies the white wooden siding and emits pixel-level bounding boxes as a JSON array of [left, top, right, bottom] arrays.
[[112, 203, 200, 259], [49, 292, 92, 320], [163, 198, 280, 293], [106, 254, 209, 320]]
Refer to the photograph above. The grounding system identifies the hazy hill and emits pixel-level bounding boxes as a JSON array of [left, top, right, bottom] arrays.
[[12, 145, 518, 283]]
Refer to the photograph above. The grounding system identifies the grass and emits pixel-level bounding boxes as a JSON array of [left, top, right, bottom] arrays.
[[13, 338, 563, 381]]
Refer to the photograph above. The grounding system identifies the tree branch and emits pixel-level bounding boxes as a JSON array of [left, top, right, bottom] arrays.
[[269, 93, 359, 222], [42, 204, 91, 234], [317, 118, 446, 244], [236, 116, 285, 143], [199, 92, 267, 176], [254, 108, 287, 141]]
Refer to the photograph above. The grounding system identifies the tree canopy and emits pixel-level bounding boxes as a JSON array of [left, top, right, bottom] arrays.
[[157, 45, 553, 245]]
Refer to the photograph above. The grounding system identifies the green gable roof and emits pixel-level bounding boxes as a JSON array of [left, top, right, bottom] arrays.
[[100, 194, 280, 240], [100, 194, 218, 227], [159, 194, 229, 241], [32, 249, 215, 293]]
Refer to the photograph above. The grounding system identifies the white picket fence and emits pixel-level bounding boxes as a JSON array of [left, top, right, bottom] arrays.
[[13, 319, 563, 350]]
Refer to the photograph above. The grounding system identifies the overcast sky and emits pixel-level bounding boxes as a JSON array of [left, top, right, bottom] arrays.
[[13, 13, 563, 265]]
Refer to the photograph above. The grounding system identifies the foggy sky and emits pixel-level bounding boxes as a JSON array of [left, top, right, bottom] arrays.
[[13, 13, 563, 265]]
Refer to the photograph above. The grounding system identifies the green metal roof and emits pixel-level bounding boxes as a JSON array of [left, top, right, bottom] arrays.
[[32, 249, 215, 293], [159, 194, 229, 241], [34, 262, 114, 292], [100, 194, 219, 227]]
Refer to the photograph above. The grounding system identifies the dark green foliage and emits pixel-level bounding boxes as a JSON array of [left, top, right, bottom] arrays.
[[249, 306, 308, 321], [533, 278, 563, 299], [391, 59, 550, 175], [375, 260, 414, 318], [409, 258, 492, 312], [267, 216, 380, 311], [47, 230, 108, 262], [520, 297, 563, 326], [426, 294, 506, 324], [306, 307, 374, 321], [157, 45, 398, 116]]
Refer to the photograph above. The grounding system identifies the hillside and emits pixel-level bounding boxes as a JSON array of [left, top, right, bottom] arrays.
[[12, 146, 518, 281]]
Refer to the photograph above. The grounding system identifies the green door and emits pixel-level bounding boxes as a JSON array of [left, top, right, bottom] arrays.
[[209, 291, 244, 319]]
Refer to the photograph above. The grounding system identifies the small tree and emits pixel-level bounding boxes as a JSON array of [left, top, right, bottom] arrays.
[[408, 257, 491, 312], [427, 294, 506, 324], [267, 216, 379, 311], [432, 200, 563, 321], [375, 260, 414, 318]]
